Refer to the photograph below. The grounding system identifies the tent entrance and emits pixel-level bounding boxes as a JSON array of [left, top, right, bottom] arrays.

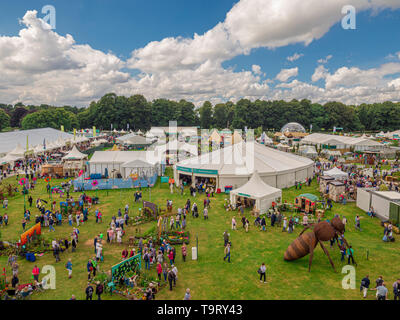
[[194, 176, 216, 188], [179, 173, 192, 186], [234, 195, 255, 209]]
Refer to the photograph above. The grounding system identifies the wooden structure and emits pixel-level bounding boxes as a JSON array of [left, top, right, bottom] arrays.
[[328, 181, 346, 202], [319, 176, 334, 193], [41, 164, 64, 177], [294, 193, 318, 214]]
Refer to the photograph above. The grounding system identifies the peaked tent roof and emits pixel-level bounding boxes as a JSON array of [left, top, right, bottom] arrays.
[[230, 170, 282, 198], [324, 167, 348, 178], [9, 143, 25, 157], [63, 146, 87, 160]]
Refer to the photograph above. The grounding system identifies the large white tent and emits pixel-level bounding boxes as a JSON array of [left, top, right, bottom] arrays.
[[299, 145, 318, 158], [301, 133, 383, 151], [116, 133, 154, 146], [0, 128, 73, 157], [230, 171, 282, 213], [88, 151, 161, 178], [174, 142, 314, 189], [324, 167, 348, 180]]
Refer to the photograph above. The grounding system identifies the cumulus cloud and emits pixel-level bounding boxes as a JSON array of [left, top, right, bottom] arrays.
[[317, 55, 333, 64], [276, 68, 299, 82], [311, 65, 329, 82], [1, 0, 400, 107], [287, 53, 304, 62]]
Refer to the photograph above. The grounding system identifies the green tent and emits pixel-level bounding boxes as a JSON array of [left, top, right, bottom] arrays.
[[298, 193, 319, 202]]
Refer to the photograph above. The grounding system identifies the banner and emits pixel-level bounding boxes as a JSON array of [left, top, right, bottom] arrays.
[[20, 223, 41, 246], [93, 126, 96, 137], [73, 128, 76, 140], [61, 125, 64, 132]]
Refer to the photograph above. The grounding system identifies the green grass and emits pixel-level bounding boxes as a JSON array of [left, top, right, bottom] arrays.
[[0, 172, 399, 300]]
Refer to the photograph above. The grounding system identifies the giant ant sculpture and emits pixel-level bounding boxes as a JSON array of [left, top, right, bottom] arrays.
[[284, 217, 354, 272]]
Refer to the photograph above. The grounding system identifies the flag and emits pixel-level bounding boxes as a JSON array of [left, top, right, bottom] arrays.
[[26, 135, 29, 152], [61, 125, 64, 132], [43, 138, 46, 150], [93, 126, 96, 137], [74, 128, 76, 140]]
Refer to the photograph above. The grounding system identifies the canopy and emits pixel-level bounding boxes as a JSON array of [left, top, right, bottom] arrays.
[[230, 171, 282, 213], [8, 143, 25, 158], [62, 146, 87, 160], [297, 193, 319, 202], [324, 167, 348, 180], [116, 134, 153, 146]]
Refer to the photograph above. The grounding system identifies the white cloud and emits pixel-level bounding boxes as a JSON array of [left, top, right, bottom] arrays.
[[311, 65, 329, 82], [287, 53, 304, 62], [1, 0, 400, 107], [317, 54, 333, 64], [276, 67, 298, 82]]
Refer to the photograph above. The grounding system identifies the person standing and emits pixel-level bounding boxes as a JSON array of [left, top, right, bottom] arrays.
[[258, 263, 266, 283], [95, 281, 104, 300], [167, 269, 175, 291], [182, 243, 187, 262], [203, 207, 208, 220], [231, 217, 237, 230], [376, 282, 388, 300], [347, 246, 356, 266], [360, 275, 370, 299], [171, 264, 178, 287], [393, 279, 400, 301], [85, 282, 94, 300], [32, 265, 40, 282], [184, 288, 191, 300], [156, 262, 162, 281]]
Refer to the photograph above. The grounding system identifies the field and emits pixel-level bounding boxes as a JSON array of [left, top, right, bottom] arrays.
[[0, 169, 399, 300]]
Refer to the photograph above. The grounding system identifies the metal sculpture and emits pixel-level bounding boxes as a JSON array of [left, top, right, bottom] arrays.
[[284, 217, 353, 272]]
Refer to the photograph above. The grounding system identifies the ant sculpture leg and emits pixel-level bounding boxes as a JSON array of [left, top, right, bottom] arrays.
[[318, 240, 337, 272], [308, 243, 315, 272]]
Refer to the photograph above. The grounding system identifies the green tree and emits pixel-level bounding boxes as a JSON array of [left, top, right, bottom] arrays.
[[21, 109, 79, 131], [199, 101, 213, 129], [0, 109, 10, 131]]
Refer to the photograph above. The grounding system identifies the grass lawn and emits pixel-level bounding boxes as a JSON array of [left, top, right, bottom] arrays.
[[0, 169, 399, 300]]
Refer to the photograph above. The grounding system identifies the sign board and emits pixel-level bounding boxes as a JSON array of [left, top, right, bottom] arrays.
[[176, 166, 192, 173], [193, 168, 218, 175]]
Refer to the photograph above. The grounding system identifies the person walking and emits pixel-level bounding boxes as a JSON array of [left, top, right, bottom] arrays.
[[231, 217, 237, 230], [360, 275, 370, 299], [258, 263, 266, 283], [66, 258, 72, 279], [223, 231, 229, 247], [223, 243, 231, 263]]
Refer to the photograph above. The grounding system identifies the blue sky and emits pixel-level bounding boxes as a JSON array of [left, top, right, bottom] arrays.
[[0, 0, 400, 106]]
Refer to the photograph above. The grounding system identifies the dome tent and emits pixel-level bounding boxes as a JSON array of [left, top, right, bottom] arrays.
[[281, 122, 306, 133], [230, 170, 282, 213]]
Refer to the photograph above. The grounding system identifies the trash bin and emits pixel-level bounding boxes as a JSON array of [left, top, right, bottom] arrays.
[[192, 246, 197, 260]]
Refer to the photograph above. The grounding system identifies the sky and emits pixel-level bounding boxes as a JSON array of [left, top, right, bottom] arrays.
[[0, 0, 400, 107]]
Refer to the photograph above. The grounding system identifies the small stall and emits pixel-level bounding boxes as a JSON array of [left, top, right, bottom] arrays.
[[229, 171, 282, 213], [294, 193, 318, 214], [323, 167, 348, 180], [328, 180, 346, 202], [319, 175, 334, 193], [41, 163, 64, 177]]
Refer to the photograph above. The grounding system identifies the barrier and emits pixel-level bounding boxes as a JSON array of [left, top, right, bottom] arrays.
[[72, 172, 158, 191]]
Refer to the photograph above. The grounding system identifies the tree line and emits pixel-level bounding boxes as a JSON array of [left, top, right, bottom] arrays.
[[1, 93, 400, 133]]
